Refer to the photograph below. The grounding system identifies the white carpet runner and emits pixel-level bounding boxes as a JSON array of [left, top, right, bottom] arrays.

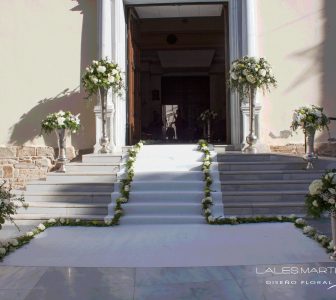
[[106, 144, 224, 224]]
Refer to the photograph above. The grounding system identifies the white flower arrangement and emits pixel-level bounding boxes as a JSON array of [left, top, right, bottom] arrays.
[[41, 110, 80, 134], [82, 58, 123, 97], [306, 170, 336, 218], [47, 218, 56, 224], [291, 105, 329, 134], [295, 218, 306, 225], [303, 225, 315, 235], [199, 109, 218, 122], [0, 248, 6, 255], [228, 56, 277, 97], [37, 224, 46, 231], [26, 231, 34, 237]]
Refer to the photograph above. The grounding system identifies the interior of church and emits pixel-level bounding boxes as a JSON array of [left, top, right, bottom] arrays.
[[127, 3, 229, 143]]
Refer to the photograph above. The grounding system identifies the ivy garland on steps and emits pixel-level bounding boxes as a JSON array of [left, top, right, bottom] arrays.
[[110, 140, 144, 224]]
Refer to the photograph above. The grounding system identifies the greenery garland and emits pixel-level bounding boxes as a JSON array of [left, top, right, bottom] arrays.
[[106, 141, 144, 225]]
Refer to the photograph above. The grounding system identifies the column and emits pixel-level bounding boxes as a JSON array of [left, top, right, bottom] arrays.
[[94, 0, 115, 153], [229, 0, 242, 149]]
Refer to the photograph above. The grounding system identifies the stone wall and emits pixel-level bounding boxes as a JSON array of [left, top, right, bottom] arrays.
[[270, 142, 336, 157], [0, 146, 55, 189]]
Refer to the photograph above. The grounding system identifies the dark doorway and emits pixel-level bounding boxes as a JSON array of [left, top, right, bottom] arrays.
[[161, 76, 209, 141]]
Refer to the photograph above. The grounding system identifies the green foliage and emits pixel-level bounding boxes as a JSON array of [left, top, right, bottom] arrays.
[[0, 181, 26, 230], [82, 58, 124, 97], [228, 56, 277, 98], [305, 169, 336, 218], [290, 105, 330, 134], [41, 110, 80, 134]]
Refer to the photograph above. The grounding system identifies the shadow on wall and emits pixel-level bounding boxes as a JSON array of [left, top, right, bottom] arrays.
[[8, 0, 98, 150], [285, 0, 336, 142], [9, 88, 95, 150]]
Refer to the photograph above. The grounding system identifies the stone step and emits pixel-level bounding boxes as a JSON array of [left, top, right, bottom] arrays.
[[120, 214, 206, 225], [221, 180, 310, 191], [82, 153, 123, 164], [66, 163, 120, 173], [46, 172, 117, 183], [25, 182, 114, 193], [220, 170, 323, 181], [122, 202, 202, 215], [17, 202, 107, 216], [223, 201, 306, 216], [216, 153, 303, 162], [13, 214, 105, 221], [133, 171, 204, 181], [221, 190, 306, 202], [24, 192, 111, 204], [218, 161, 306, 171]]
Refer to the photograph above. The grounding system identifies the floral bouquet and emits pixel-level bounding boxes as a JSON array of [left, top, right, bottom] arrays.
[[0, 180, 26, 230], [82, 58, 123, 97], [41, 111, 80, 134], [291, 105, 329, 134], [306, 170, 336, 218], [199, 109, 217, 122], [228, 56, 277, 97]]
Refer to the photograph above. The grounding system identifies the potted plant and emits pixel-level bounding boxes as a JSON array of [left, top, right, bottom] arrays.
[[41, 111, 80, 172], [306, 170, 336, 260], [228, 56, 277, 153], [199, 109, 217, 142], [291, 105, 329, 169], [82, 58, 123, 153]]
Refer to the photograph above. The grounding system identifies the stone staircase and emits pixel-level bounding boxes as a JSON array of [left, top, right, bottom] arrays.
[[15, 153, 123, 221], [215, 147, 333, 216]]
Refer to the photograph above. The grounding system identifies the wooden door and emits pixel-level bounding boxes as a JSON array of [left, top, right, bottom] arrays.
[[127, 8, 141, 145]]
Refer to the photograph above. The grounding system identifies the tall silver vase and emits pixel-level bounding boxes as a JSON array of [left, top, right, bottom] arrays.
[[244, 88, 257, 153], [55, 128, 68, 173], [330, 212, 336, 260], [98, 87, 111, 153], [304, 128, 317, 169]]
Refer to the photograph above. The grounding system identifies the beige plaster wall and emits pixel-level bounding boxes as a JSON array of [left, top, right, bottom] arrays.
[[256, 0, 336, 146], [0, 0, 97, 150]]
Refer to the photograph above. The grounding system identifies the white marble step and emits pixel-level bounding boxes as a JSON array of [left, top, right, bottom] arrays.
[[123, 202, 202, 215], [66, 163, 120, 173], [24, 192, 111, 204], [25, 182, 114, 193], [220, 170, 323, 181], [17, 202, 107, 216], [221, 190, 307, 202], [221, 180, 311, 191], [82, 153, 122, 164], [120, 214, 206, 225], [46, 172, 117, 183], [218, 161, 306, 171], [13, 214, 105, 221]]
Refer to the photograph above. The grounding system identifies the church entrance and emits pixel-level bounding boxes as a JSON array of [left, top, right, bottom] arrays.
[[127, 3, 229, 144]]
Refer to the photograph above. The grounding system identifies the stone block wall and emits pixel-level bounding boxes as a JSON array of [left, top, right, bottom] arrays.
[[270, 142, 336, 157], [0, 146, 56, 189]]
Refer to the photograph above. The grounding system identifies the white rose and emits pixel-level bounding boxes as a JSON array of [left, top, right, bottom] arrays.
[[124, 185, 130, 192], [108, 76, 115, 83], [57, 117, 65, 126], [75, 219, 81, 223], [230, 72, 238, 80], [246, 75, 256, 84], [308, 179, 323, 195], [112, 69, 118, 75], [312, 200, 319, 207], [90, 76, 98, 84], [0, 248, 6, 256], [208, 215, 215, 223], [303, 226, 314, 234], [38, 224, 46, 231], [258, 69, 267, 77], [329, 240, 334, 249], [328, 188, 336, 195], [204, 208, 212, 214], [242, 69, 248, 76], [328, 198, 335, 204], [9, 239, 18, 247], [26, 231, 34, 237], [295, 218, 306, 225], [105, 219, 112, 225], [289, 214, 296, 219], [314, 110, 322, 118], [229, 216, 237, 221], [204, 161, 211, 167], [47, 218, 56, 224], [60, 218, 65, 224], [93, 60, 98, 65], [97, 66, 106, 73]]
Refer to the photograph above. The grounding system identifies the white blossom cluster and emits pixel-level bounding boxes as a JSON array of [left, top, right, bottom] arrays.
[[41, 110, 80, 134]]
